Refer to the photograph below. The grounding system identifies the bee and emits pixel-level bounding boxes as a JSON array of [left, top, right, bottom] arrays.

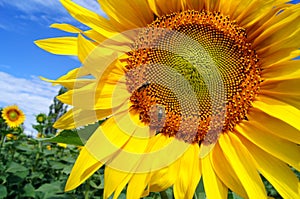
[[157, 106, 164, 122], [137, 81, 150, 92], [150, 104, 166, 133]]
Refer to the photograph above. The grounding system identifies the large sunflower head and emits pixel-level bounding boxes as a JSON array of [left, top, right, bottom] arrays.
[[1, 105, 25, 128], [36, 0, 300, 198]]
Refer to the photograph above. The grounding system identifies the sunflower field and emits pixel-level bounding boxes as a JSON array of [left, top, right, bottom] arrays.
[[1, 0, 300, 198], [0, 105, 299, 199]]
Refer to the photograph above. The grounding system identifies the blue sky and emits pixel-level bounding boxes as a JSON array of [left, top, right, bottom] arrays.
[[0, 0, 104, 135], [0, 0, 299, 135]]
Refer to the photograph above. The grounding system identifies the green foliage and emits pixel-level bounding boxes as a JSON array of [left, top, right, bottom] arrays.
[[1, 103, 299, 199], [39, 130, 85, 146], [0, 130, 105, 198], [45, 87, 68, 135], [0, 104, 105, 199], [39, 122, 101, 146]]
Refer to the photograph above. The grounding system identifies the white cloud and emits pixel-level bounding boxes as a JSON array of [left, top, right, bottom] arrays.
[[0, 0, 106, 32], [0, 71, 60, 136], [0, 0, 105, 22], [0, 0, 64, 14]]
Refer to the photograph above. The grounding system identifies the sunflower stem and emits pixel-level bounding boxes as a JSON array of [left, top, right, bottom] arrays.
[[0, 133, 6, 154], [84, 178, 90, 199]]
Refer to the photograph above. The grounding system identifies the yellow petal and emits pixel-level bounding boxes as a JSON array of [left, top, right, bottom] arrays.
[[261, 78, 300, 109], [173, 144, 201, 199], [246, 107, 300, 144], [65, 147, 103, 191], [85, 111, 151, 169], [239, 136, 300, 199], [104, 167, 131, 199], [84, 29, 106, 44], [149, 164, 177, 192], [53, 108, 112, 129], [55, 67, 90, 82], [60, 0, 118, 38], [253, 4, 300, 50], [202, 154, 228, 199], [50, 23, 107, 46], [148, 135, 180, 192], [40, 76, 94, 90], [261, 78, 300, 95], [147, 0, 162, 16], [247, 3, 291, 41], [203, 0, 220, 11], [82, 45, 128, 79], [261, 49, 300, 67], [216, 0, 240, 16], [184, 0, 205, 11], [211, 143, 248, 198], [219, 133, 267, 198], [50, 23, 82, 33], [235, 121, 300, 171], [147, 0, 185, 16], [78, 34, 97, 63], [252, 95, 300, 131], [35, 37, 77, 55], [99, 0, 153, 29], [102, 125, 154, 199], [261, 93, 300, 111], [126, 173, 151, 199], [112, 173, 132, 199], [84, 115, 133, 159], [257, 28, 300, 63], [235, 0, 288, 28], [261, 60, 300, 80], [57, 79, 129, 110]]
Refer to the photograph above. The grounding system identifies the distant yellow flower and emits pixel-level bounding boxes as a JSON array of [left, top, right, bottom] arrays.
[[36, 113, 47, 123], [6, 133, 17, 140], [46, 145, 52, 150], [57, 143, 67, 148], [36, 132, 44, 138], [36, 0, 300, 198], [2, 105, 25, 128]]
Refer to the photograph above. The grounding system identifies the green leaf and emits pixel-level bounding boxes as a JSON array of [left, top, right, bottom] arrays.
[[89, 180, 102, 189], [60, 156, 76, 163], [6, 162, 29, 178], [38, 130, 84, 146], [0, 185, 7, 198], [62, 164, 73, 174], [15, 145, 34, 152], [195, 178, 206, 199], [77, 122, 100, 143], [36, 183, 62, 193], [118, 193, 126, 199], [22, 184, 35, 198], [51, 161, 66, 170], [38, 122, 100, 146], [0, 175, 7, 184], [30, 172, 44, 180], [36, 182, 64, 198], [232, 192, 244, 199]]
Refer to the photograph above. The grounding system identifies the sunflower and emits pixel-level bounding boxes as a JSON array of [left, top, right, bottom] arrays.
[[36, 113, 47, 124], [35, 0, 300, 198], [1, 105, 25, 128]]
